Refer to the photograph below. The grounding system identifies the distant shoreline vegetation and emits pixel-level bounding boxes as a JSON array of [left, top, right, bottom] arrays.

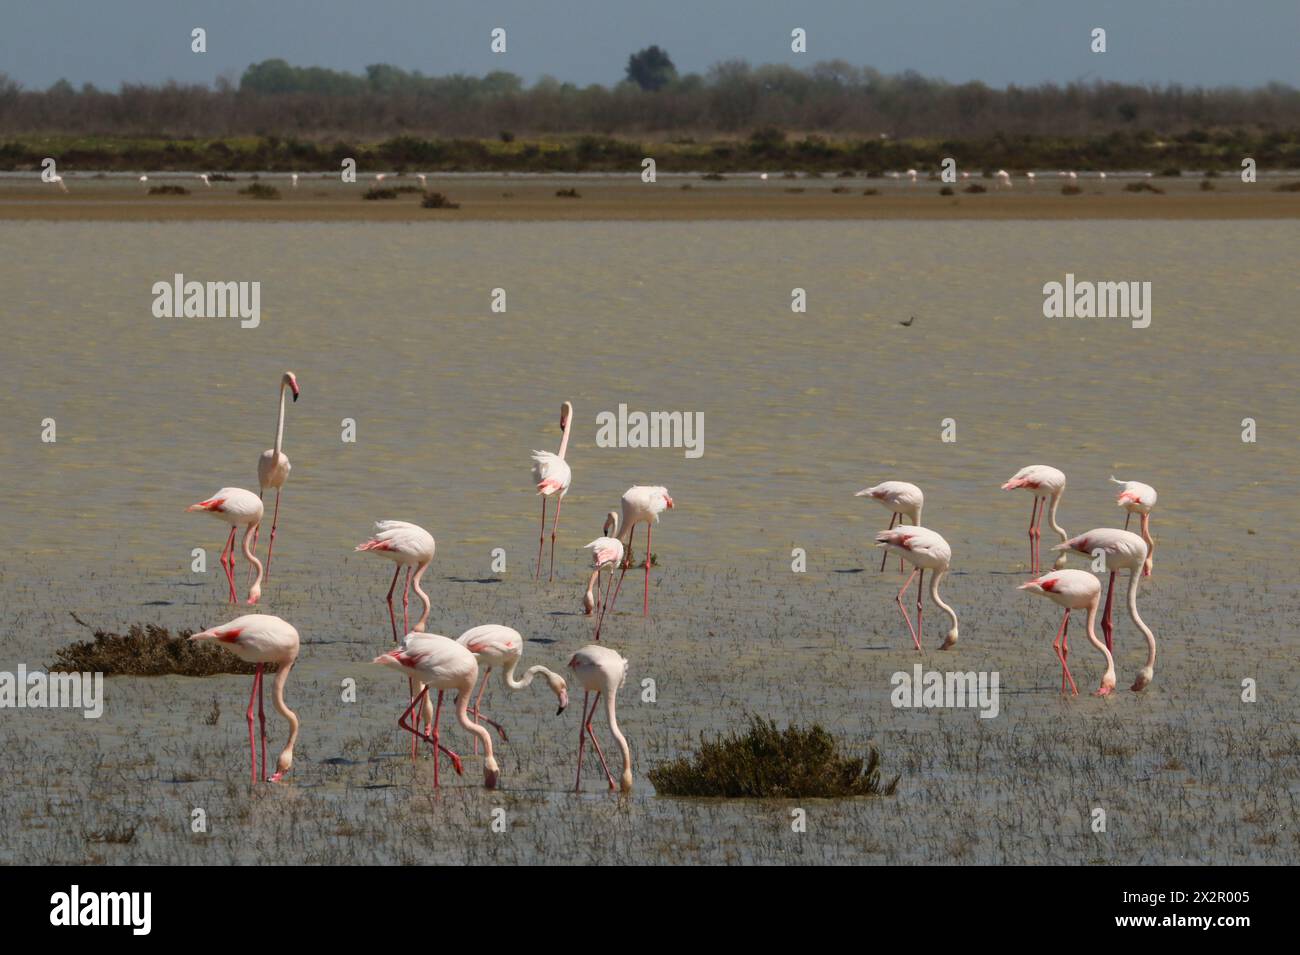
[[2, 56, 1296, 173]]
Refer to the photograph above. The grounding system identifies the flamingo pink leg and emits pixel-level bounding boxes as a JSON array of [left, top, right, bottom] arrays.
[[397, 687, 463, 781], [535, 497, 548, 579], [1124, 512, 1132, 531], [643, 524, 653, 617], [894, 567, 920, 650], [245, 663, 264, 785], [384, 565, 401, 642], [607, 525, 636, 620], [594, 567, 616, 640], [257, 663, 268, 780], [471, 668, 490, 754], [1101, 570, 1117, 652], [583, 692, 616, 789], [1028, 495, 1041, 574], [575, 691, 589, 792], [915, 569, 925, 649], [221, 526, 237, 603], [248, 494, 262, 589], [548, 496, 563, 583], [264, 488, 282, 583], [1052, 610, 1078, 696], [401, 566, 412, 635], [880, 512, 899, 571]]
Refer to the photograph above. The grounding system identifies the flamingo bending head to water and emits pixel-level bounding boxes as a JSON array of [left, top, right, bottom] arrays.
[[188, 488, 264, 604], [856, 481, 924, 571], [875, 525, 959, 651], [531, 400, 574, 582], [1001, 465, 1069, 573], [1018, 570, 1116, 696], [609, 485, 674, 619], [190, 614, 299, 783], [569, 644, 632, 793], [354, 520, 435, 640], [1109, 476, 1157, 575], [457, 624, 569, 752], [585, 512, 624, 640]]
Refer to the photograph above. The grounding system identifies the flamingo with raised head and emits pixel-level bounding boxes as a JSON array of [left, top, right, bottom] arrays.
[[570, 644, 632, 793], [874, 525, 959, 651], [190, 614, 299, 783], [373, 632, 498, 789], [457, 625, 569, 752], [585, 512, 624, 640], [354, 521, 435, 640], [188, 488, 264, 604], [531, 401, 573, 582], [608, 485, 674, 618], [1054, 529, 1155, 691], [251, 370, 299, 582], [1110, 476, 1157, 575], [1002, 465, 1069, 573], [856, 481, 924, 571], [1018, 570, 1116, 696]]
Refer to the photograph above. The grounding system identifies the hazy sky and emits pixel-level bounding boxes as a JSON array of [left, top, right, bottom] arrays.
[[3, 0, 1297, 90]]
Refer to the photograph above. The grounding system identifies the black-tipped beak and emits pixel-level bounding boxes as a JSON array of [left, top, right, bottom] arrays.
[[292, 391, 299, 402], [556, 704, 567, 715]]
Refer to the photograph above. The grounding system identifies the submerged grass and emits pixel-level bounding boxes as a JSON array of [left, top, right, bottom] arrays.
[[649, 716, 900, 799], [49, 621, 268, 676]]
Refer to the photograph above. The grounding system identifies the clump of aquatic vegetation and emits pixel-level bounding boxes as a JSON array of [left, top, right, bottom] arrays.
[[648, 716, 900, 798], [362, 186, 398, 200], [420, 191, 459, 208], [50, 620, 268, 676], [555, 187, 580, 198], [239, 182, 280, 199], [148, 184, 189, 195], [1124, 181, 1164, 193]]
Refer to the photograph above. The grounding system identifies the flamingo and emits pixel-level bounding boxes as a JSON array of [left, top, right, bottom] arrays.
[[584, 512, 624, 640], [875, 526, 959, 651], [49, 174, 68, 193], [582, 511, 621, 616], [530, 400, 573, 582], [1018, 570, 1116, 696], [609, 485, 674, 618], [569, 644, 632, 793], [457, 624, 569, 753], [855, 481, 924, 571], [354, 520, 435, 640], [417, 173, 428, 190], [996, 169, 1012, 188], [188, 488, 264, 604], [138, 175, 149, 191], [1109, 476, 1157, 575], [251, 371, 300, 582], [1001, 465, 1069, 574], [1026, 171, 1036, 187], [198, 173, 211, 188], [375, 173, 389, 183], [373, 632, 499, 789], [290, 173, 299, 190], [189, 614, 299, 783], [1053, 529, 1155, 690], [906, 168, 918, 186]]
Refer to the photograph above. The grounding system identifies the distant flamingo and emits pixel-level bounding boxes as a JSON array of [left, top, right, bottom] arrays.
[[1026, 171, 1036, 187], [373, 632, 499, 789], [531, 401, 573, 582], [139, 175, 148, 190], [582, 511, 621, 616], [906, 168, 918, 186], [198, 174, 211, 188], [875, 526, 959, 651], [609, 485, 674, 618], [1018, 570, 1116, 696], [1001, 465, 1069, 573], [457, 625, 569, 752], [251, 371, 299, 583], [354, 520, 435, 640], [856, 481, 924, 572], [585, 512, 624, 640], [417, 173, 428, 190], [996, 169, 1011, 188], [570, 644, 632, 793], [188, 488, 264, 604], [1054, 529, 1155, 690], [290, 173, 299, 190], [1110, 476, 1157, 575], [49, 174, 68, 193], [190, 614, 300, 783]]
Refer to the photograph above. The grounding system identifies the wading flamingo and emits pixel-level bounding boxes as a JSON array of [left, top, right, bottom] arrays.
[[49, 174, 68, 193], [1110, 476, 1157, 575], [585, 515, 625, 640], [457, 625, 569, 752], [139, 175, 148, 190], [582, 512, 622, 616], [373, 632, 498, 789], [1018, 570, 1116, 696], [190, 614, 299, 783], [188, 488, 263, 604], [252, 370, 299, 582], [531, 401, 573, 582], [570, 644, 632, 793], [198, 173, 211, 188], [1002, 465, 1069, 573], [856, 481, 924, 571], [609, 485, 674, 618], [1054, 529, 1155, 691], [874, 526, 959, 651], [354, 520, 435, 640], [290, 173, 299, 189]]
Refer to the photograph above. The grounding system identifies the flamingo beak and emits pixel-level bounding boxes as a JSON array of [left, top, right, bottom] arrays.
[[666, 496, 675, 509]]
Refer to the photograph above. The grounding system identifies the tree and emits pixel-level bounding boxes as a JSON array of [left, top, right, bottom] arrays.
[[625, 46, 676, 91]]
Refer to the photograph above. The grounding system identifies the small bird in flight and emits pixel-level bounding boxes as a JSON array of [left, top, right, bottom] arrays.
[[899, 315, 916, 327]]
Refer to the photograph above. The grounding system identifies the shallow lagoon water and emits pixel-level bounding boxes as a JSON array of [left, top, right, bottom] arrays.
[[1, 220, 1297, 863]]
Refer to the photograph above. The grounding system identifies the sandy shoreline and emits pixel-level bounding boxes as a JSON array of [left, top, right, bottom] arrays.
[[4, 176, 1298, 221]]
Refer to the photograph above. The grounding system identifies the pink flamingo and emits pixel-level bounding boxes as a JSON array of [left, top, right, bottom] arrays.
[[1110, 476, 1157, 576], [189, 614, 300, 783], [874, 525, 959, 651], [570, 644, 632, 793], [531, 400, 573, 582], [582, 512, 621, 616], [1001, 465, 1069, 574], [457, 624, 569, 753], [609, 485, 674, 618], [1054, 529, 1156, 691], [855, 481, 924, 571], [354, 521, 435, 641], [252, 371, 299, 583], [372, 632, 499, 789], [1018, 570, 1116, 696], [585, 512, 624, 640], [187, 488, 264, 604]]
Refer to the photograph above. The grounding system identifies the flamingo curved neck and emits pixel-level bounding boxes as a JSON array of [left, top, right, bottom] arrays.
[[929, 571, 959, 632], [1082, 601, 1115, 684], [272, 662, 299, 774], [503, 661, 560, 692], [456, 687, 495, 767], [1046, 492, 1067, 544], [1126, 569, 1156, 672], [242, 523, 263, 597], [605, 691, 633, 791], [412, 562, 432, 631]]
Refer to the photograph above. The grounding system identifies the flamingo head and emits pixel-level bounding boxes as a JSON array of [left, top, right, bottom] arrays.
[[247, 580, 261, 605], [620, 766, 634, 793], [1017, 578, 1047, 595], [484, 756, 500, 790], [1095, 671, 1117, 696], [939, 626, 958, 650], [559, 400, 573, 431], [371, 650, 406, 673], [663, 491, 675, 510], [283, 371, 300, 401], [1131, 667, 1153, 692], [548, 673, 570, 714]]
